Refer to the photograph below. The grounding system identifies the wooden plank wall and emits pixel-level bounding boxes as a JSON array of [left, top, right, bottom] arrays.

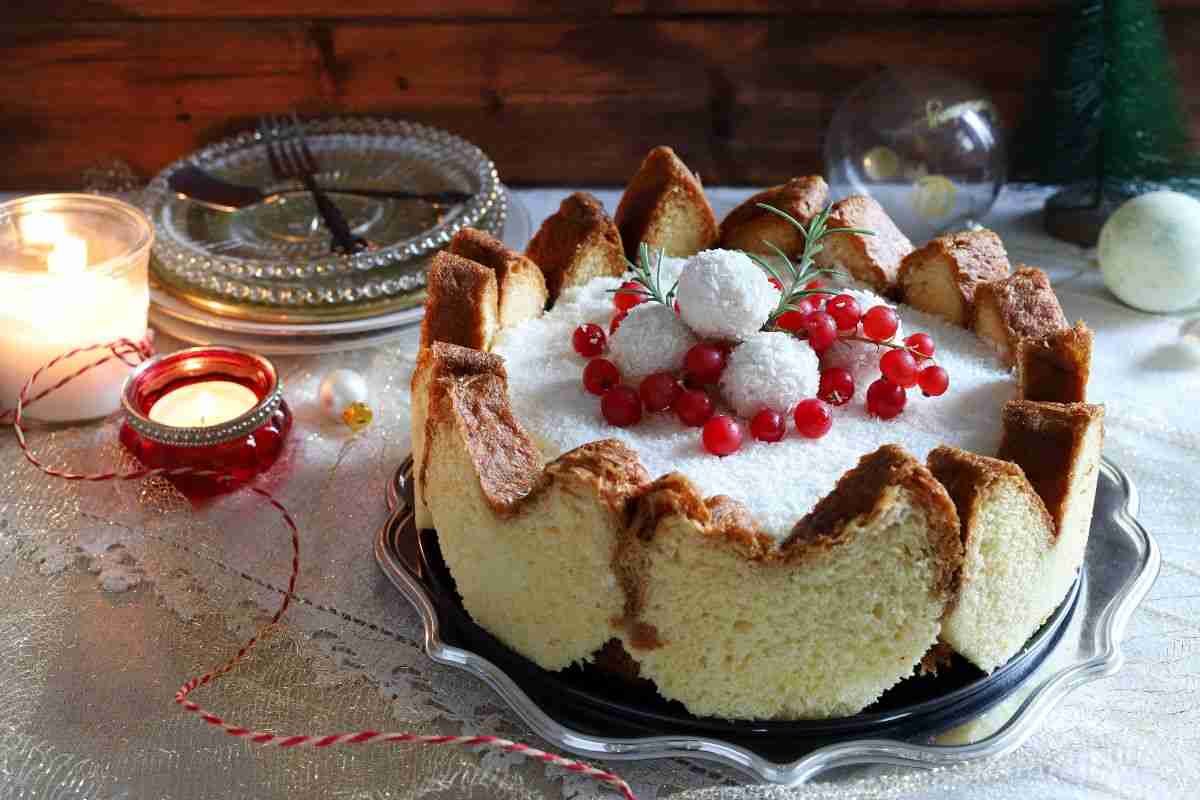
[[3, 2, 1198, 188]]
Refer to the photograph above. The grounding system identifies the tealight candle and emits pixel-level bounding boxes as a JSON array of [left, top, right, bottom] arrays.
[[120, 346, 292, 500], [149, 381, 260, 428], [0, 194, 153, 421]]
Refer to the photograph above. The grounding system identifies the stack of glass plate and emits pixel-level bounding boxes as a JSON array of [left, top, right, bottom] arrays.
[[141, 118, 528, 354]]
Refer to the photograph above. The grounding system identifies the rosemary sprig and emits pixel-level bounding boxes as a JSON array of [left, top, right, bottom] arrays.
[[609, 242, 679, 307], [744, 202, 874, 327]]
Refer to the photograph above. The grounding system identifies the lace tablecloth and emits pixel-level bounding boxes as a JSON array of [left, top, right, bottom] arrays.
[[0, 186, 1196, 800]]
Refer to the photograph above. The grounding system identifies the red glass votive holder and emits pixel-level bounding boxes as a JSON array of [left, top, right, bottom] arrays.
[[120, 346, 291, 500]]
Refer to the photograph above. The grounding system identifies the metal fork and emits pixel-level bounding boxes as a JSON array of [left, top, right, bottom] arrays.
[[258, 114, 368, 254]]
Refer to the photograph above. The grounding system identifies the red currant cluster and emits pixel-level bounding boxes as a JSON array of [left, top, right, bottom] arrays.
[[576, 320, 723, 433], [570, 278, 950, 457], [777, 285, 949, 421]]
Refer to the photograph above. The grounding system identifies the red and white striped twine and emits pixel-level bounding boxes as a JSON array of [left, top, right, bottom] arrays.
[[6, 339, 637, 800]]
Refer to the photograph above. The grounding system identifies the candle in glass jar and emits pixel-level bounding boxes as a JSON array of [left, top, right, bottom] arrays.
[[148, 381, 259, 428], [0, 194, 153, 421]]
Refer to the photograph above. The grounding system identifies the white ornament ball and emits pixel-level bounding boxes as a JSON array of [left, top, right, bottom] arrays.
[[319, 368, 369, 420], [719, 331, 820, 417], [819, 289, 902, 384], [609, 301, 698, 378], [1099, 190, 1200, 313], [676, 249, 776, 341]]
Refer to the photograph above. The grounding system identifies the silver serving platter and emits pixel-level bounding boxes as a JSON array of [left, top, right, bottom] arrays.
[[142, 117, 500, 310], [376, 457, 1158, 784]]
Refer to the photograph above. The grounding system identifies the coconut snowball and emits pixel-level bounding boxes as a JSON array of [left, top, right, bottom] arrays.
[[719, 331, 820, 417], [820, 288, 903, 385], [676, 249, 776, 341], [609, 301, 698, 378]]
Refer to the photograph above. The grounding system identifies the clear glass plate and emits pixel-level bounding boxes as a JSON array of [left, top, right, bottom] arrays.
[[149, 189, 507, 323], [142, 117, 500, 312], [147, 191, 532, 351]]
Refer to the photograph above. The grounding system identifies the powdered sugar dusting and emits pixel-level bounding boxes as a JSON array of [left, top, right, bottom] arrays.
[[493, 276, 1014, 542]]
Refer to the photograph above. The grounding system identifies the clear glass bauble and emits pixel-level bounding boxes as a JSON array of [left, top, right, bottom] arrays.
[[823, 68, 1006, 243]]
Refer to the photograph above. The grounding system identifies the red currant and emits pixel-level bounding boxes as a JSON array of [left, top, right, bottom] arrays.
[[776, 310, 806, 332], [826, 294, 863, 332], [804, 279, 825, 291], [572, 323, 607, 357], [918, 365, 950, 397], [702, 415, 742, 456], [793, 398, 833, 439], [803, 310, 838, 352], [797, 295, 823, 315], [582, 358, 620, 396], [866, 378, 907, 420], [818, 367, 855, 406], [904, 332, 935, 360], [601, 385, 642, 427], [614, 281, 646, 312], [862, 305, 900, 342], [768, 276, 783, 292], [609, 309, 627, 334], [879, 348, 918, 388], [684, 343, 727, 384], [639, 372, 682, 412], [749, 409, 787, 442], [673, 388, 715, 427]]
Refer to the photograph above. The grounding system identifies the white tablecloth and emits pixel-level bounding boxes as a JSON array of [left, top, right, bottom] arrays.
[[0, 186, 1196, 800]]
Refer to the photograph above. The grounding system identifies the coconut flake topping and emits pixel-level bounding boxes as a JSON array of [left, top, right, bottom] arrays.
[[719, 331, 820, 417], [609, 301, 698, 378], [492, 275, 1011, 541], [676, 249, 777, 341]]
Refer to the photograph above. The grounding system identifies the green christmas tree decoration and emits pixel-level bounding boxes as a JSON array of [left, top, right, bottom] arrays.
[[1013, 0, 1200, 245]]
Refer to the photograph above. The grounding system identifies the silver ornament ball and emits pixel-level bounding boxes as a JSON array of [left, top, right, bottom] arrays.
[[318, 369, 369, 420]]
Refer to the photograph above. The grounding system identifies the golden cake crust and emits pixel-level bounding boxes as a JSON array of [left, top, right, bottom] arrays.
[[927, 444, 1069, 673], [1017, 321, 1093, 403], [614, 146, 718, 260], [448, 227, 549, 329], [788, 444, 963, 600], [415, 342, 538, 516], [972, 266, 1069, 366], [419, 251, 499, 351], [928, 446, 1055, 551], [811, 195, 914, 294], [898, 229, 1011, 326], [525, 192, 627, 303], [718, 176, 830, 256], [997, 400, 1105, 536]]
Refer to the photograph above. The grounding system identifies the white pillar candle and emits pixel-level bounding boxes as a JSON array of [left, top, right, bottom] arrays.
[[148, 381, 259, 428], [0, 195, 153, 422]]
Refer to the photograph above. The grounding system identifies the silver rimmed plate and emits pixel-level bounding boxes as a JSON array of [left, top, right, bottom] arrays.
[[377, 457, 1158, 784], [148, 189, 529, 351], [143, 117, 500, 313]]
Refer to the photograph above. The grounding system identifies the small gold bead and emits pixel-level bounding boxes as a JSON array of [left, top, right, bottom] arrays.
[[342, 401, 373, 432]]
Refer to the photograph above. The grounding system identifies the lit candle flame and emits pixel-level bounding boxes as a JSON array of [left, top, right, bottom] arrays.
[[148, 381, 259, 428], [46, 235, 88, 274], [22, 212, 88, 274]]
